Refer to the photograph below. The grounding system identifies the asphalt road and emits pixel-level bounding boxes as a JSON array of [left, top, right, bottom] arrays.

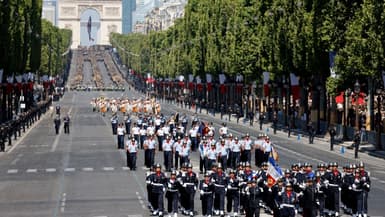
[[1, 76, 385, 216]]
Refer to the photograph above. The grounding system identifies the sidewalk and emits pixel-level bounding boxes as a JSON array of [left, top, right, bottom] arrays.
[[170, 103, 385, 160]]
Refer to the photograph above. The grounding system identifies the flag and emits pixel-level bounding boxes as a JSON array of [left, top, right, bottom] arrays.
[[329, 51, 337, 78], [15, 75, 22, 83], [188, 74, 194, 90], [266, 153, 283, 187], [335, 91, 344, 111], [196, 76, 203, 92], [290, 73, 300, 101], [219, 74, 226, 84], [206, 74, 212, 83], [263, 71, 270, 97], [236, 73, 243, 83], [87, 16, 94, 42]]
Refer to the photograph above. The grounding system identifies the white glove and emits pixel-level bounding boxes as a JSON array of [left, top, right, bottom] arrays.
[[194, 186, 197, 191], [352, 184, 357, 189], [295, 209, 298, 215], [339, 187, 342, 191], [348, 186, 352, 190], [168, 183, 172, 188], [183, 183, 187, 188], [163, 188, 165, 192], [200, 190, 204, 195], [365, 184, 370, 189]]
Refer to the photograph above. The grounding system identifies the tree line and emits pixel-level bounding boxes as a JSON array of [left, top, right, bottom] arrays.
[[0, 0, 72, 81], [111, 0, 385, 95]]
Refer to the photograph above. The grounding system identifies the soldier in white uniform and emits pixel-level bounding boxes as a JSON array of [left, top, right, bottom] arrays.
[[126, 137, 138, 170], [241, 133, 253, 164], [144, 135, 157, 168], [162, 136, 174, 172], [231, 137, 241, 170]]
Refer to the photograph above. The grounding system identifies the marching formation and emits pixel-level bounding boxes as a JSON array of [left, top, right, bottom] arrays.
[[93, 96, 371, 217]]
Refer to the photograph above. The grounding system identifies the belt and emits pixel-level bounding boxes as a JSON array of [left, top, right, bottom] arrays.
[[329, 183, 339, 187], [202, 192, 213, 194], [185, 183, 195, 186], [214, 184, 225, 188], [167, 189, 178, 192], [152, 183, 164, 186], [280, 204, 295, 208]]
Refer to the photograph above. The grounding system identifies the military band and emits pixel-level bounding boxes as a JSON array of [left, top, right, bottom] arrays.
[[95, 96, 372, 217]]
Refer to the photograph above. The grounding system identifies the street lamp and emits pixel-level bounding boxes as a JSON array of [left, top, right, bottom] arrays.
[[354, 80, 361, 130], [376, 84, 383, 150]]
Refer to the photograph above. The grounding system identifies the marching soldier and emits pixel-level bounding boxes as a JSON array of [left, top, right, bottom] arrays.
[[358, 162, 370, 217], [146, 166, 156, 212], [126, 137, 138, 170], [245, 179, 263, 217], [162, 135, 174, 172], [315, 171, 327, 217], [226, 169, 240, 216], [117, 123, 125, 149], [278, 182, 297, 217], [124, 114, 131, 135], [217, 138, 228, 171], [166, 170, 180, 217], [324, 162, 342, 216], [199, 138, 209, 174], [206, 143, 218, 170], [150, 164, 166, 216], [211, 163, 227, 216], [144, 135, 157, 168], [181, 163, 198, 217], [173, 136, 183, 169], [231, 137, 242, 170], [179, 140, 190, 166], [54, 115, 61, 135], [132, 123, 140, 145], [63, 114, 70, 134], [111, 114, 118, 135], [200, 172, 215, 217], [301, 177, 317, 217], [241, 133, 253, 164]]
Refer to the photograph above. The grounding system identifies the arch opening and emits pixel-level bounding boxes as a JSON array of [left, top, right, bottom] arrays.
[[80, 8, 101, 46]]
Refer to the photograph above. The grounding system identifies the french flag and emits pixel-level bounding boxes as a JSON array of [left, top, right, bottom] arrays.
[[267, 154, 283, 187], [290, 73, 300, 102], [263, 71, 270, 97]]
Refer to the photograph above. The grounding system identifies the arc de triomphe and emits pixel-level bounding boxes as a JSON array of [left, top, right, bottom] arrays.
[[58, 0, 122, 48]]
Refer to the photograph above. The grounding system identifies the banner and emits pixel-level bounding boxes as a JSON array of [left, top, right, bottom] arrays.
[[263, 72, 270, 97], [290, 73, 300, 101], [219, 74, 226, 84], [236, 73, 243, 83], [206, 74, 212, 83]]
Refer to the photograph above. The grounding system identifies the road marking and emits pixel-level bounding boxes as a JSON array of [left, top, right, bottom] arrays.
[[102, 167, 114, 171], [46, 168, 57, 172], [10, 158, 20, 165], [122, 166, 130, 170], [7, 169, 18, 174], [372, 177, 378, 180], [82, 167, 94, 171], [50, 129, 62, 152], [26, 169, 37, 173], [60, 193, 66, 213], [64, 168, 75, 172], [379, 180, 385, 184]]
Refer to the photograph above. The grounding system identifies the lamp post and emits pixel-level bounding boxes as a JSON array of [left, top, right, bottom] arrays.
[[317, 84, 322, 134], [354, 80, 361, 131], [376, 85, 383, 150], [344, 88, 351, 139]]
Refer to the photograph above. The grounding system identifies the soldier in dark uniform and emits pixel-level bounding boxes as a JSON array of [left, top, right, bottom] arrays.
[[308, 122, 315, 144], [150, 164, 166, 216], [63, 114, 70, 134], [259, 113, 265, 130], [278, 182, 297, 217], [200, 172, 215, 216], [341, 164, 354, 214], [245, 179, 263, 217], [314, 171, 326, 217], [226, 169, 240, 216], [212, 163, 227, 216], [55, 104, 61, 116], [54, 115, 61, 135], [181, 163, 198, 217], [324, 162, 342, 216], [166, 170, 180, 216], [146, 166, 155, 212], [358, 162, 370, 217], [329, 127, 336, 151], [301, 177, 317, 217]]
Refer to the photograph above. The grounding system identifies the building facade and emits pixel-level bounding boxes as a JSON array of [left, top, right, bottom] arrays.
[[57, 0, 122, 48], [122, 0, 136, 34], [42, 0, 57, 26]]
